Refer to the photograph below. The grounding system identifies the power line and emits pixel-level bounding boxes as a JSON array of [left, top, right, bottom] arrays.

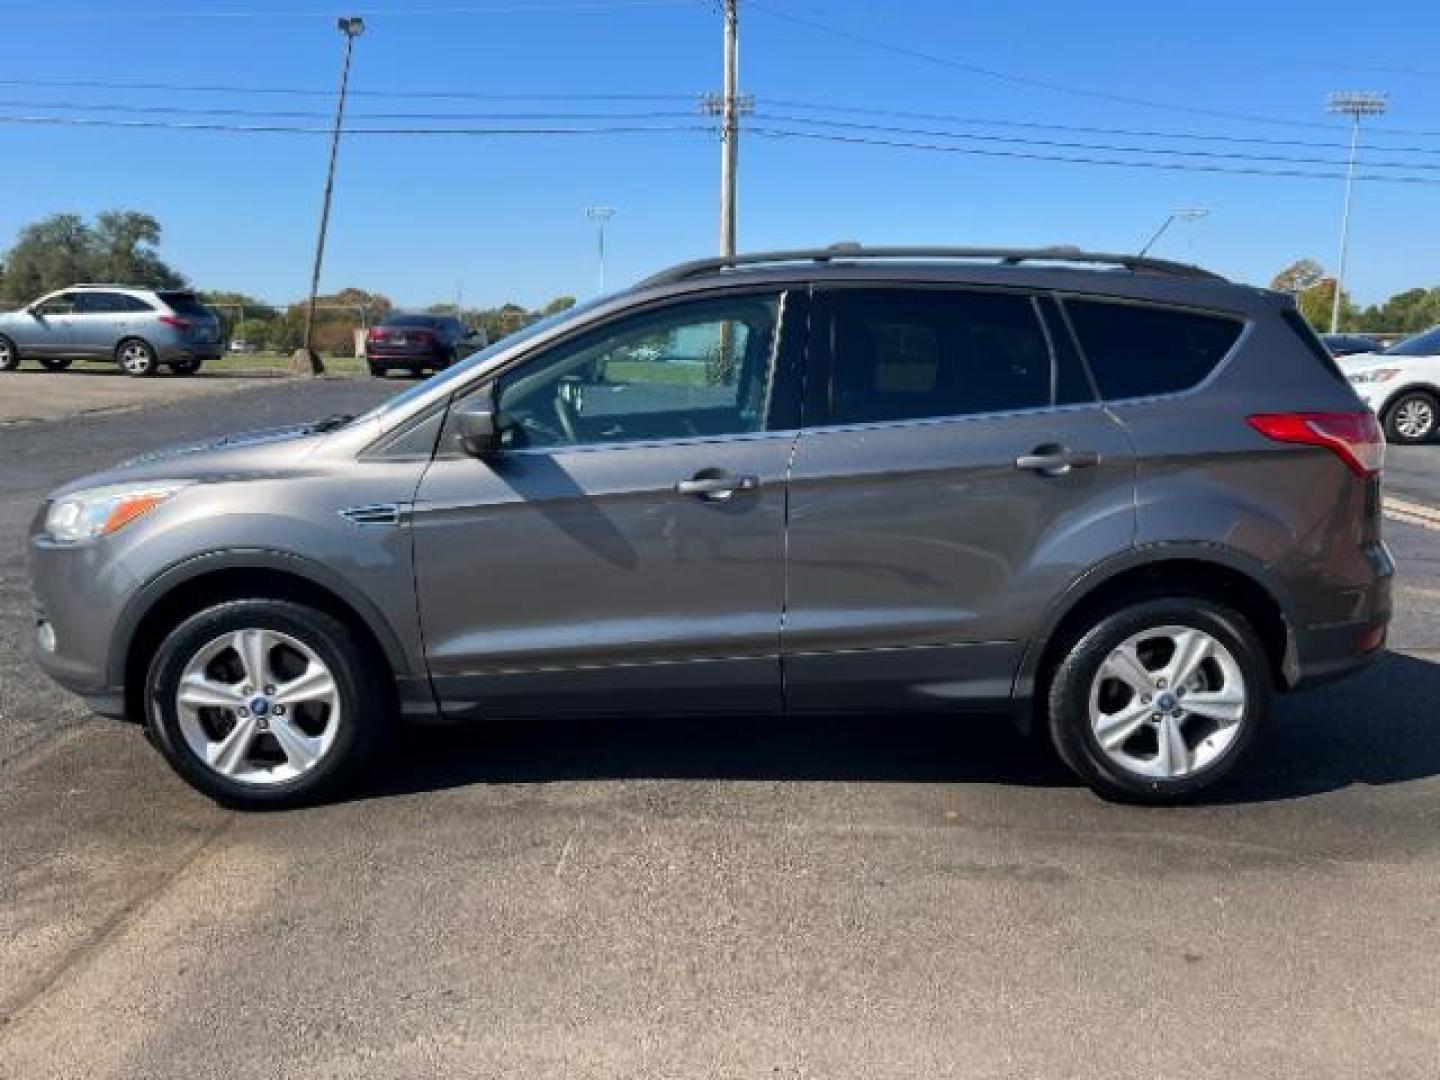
[[746, 1, 1373, 133], [0, 113, 711, 136], [5, 0, 696, 19], [748, 126, 1440, 186], [762, 97, 1440, 156], [754, 112, 1440, 172], [0, 98, 702, 122], [0, 76, 696, 102]]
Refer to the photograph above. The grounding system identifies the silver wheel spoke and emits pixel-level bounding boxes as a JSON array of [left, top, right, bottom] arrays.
[[1165, 628, 1211, 689], [234, 629, 272, 689], [268, 715, 322, 772], [1101, 644, 1153, 694], [210, 715, 259, 776], [177, 673, 244, 710], [1154, 715, 1189, 777], [273, 664, 336, 707], [1095, 699, 1152, 750], [1183, 689, 1245, 725]]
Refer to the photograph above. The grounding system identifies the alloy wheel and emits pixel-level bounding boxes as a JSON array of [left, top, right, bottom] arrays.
[[1087, 624, 1247, 780], [175, 628, 342, 786], [119, 341, 155, 375], [1394, 397, 1435, 441]]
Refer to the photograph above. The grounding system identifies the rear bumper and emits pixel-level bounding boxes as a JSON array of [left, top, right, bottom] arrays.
[[367, 350, 445, 365], [1289, 542, 1394, 690]]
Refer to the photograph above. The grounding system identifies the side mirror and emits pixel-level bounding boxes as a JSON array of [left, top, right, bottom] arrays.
[[453, 390, 501, 458]]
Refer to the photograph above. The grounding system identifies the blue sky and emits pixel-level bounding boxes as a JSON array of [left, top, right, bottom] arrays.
[[2, 0, 1438, 309]]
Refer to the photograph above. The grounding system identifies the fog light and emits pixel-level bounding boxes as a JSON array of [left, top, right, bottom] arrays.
[[36, 619, 57, 653]]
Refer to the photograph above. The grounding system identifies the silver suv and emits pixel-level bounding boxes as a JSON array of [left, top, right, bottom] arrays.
[[27, 246, 1394, 809], [0, 285, 223, 377]]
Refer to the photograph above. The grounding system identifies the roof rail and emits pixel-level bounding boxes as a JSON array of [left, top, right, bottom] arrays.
[[70, 282, 148, 289], [638, 243, 1227, 287]]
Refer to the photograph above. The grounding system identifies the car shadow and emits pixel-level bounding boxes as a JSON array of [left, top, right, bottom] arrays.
[[354, 651, 1440, 806], [10, 366, 286, 380]]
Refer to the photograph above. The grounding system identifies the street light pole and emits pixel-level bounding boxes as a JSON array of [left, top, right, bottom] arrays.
[[586, 206, 615, 294], [1327, 91, 1387, 334], [299, 16, 364, 376]]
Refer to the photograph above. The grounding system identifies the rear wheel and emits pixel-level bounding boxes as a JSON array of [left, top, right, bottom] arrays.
[[368, 362, 388, 378], [1045, 598, 1270, 803], [116, 338, 159, 377], [1385, 391, 1437, 445], [171, 357, 203, 376], [37, 356, 73, 373], [0, 335, 18, 372], [144, 599, 388, 809]]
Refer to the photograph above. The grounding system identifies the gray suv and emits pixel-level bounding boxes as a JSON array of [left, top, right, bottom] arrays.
[[0, 285, 223, 377], [27, 246, 1394, 809]]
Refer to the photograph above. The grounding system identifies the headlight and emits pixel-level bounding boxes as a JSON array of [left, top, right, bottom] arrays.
[[1347, 367, 1401, 385], [45, 481, 192, 543]]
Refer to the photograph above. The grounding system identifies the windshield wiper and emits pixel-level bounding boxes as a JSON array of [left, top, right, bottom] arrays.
[[310, 413, 354, 433]]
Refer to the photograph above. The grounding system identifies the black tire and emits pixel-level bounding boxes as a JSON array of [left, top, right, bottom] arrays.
[[116, 338, 159, 377], [1383, 390, 1438, 445], [0, 334, 19, 372], [37, 356, 73, 373], [368, 362, 387, 378], [1045, 597, 1271, 804], [171, 357, 203, 376], [144, 599, 390, 810]]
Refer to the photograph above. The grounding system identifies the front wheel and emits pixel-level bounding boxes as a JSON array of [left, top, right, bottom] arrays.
[[37, 356, 73, 373], [1045, 598, 1270, 804], [0, 334, 19, 372], [116, 338, 159, 377], [144, 600, 389, 809], [1385, 391, 1437, 445]]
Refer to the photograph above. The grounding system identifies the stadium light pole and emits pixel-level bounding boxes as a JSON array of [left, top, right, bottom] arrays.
[[299, 16, 365, 376], [1327, 91, 1387, 333], [1138, 207, 1210, 257], [586, 206, 615, 294]]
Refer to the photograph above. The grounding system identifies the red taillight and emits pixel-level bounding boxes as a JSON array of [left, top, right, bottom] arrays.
[[1247, 411, 1384, 477], [158, 315, 190, 331], [366, 327, 383, 341]]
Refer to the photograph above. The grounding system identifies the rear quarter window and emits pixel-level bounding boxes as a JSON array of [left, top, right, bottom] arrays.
[[1063, 298, 1244, 401], [156, 292, 214, 318]]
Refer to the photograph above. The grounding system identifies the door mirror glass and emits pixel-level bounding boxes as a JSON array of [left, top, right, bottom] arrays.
[[453, 390, 502, 458]]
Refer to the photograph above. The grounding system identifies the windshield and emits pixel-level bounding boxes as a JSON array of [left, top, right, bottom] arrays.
[[354, 297, 605, 423], [1383, 327, 1440, 357]]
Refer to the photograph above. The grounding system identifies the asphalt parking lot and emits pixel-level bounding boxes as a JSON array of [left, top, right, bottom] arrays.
[[2, 377, 1438, 1078]]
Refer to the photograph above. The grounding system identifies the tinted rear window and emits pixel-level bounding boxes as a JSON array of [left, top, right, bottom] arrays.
[[157, 292, 213, 318], [1064, 299, 1244, 401], [827, 288, 1053, 424], [384, 315, 448, 329]]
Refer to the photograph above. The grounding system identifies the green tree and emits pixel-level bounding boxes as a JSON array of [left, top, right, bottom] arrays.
[[1297, 278, 1357, 331], [2, 213, 98, 299], [91, 211, 185, 289], [1, 210, 185, 299], [537, 295, 577, 318]]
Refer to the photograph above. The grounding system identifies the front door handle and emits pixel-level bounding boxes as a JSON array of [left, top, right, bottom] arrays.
[[675, 472, 761, 501], [1014, 445, 1100, 476]]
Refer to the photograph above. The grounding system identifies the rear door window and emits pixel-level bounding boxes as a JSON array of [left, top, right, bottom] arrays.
[[1063, 298, 1244, 401], [75, 291, 131, 314], [823, 288, 1055, 425]]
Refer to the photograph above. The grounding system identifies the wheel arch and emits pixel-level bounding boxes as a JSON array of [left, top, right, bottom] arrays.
[[1013, 546, 1297, 729], [114, 550, 415, 722], [1380, 382, 1440, 416]]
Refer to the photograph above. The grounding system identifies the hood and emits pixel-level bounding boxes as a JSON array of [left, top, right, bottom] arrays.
[[48, 419, 352, 500], [116, 421, 324, 469], [1338, 352, 1387, 369]]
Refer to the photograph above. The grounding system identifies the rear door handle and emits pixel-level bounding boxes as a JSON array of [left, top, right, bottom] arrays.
[[675, 473, 761, 500], [1014, 446, 1100, 476]]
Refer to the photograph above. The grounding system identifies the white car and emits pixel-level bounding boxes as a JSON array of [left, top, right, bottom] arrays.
[[1340, 326, 1440, 444]]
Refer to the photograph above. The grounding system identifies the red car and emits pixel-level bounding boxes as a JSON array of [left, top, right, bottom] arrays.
[[365, 315, 482, 377]]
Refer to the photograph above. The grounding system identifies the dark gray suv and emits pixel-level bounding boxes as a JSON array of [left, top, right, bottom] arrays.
[[27, 246, 1393, 809]]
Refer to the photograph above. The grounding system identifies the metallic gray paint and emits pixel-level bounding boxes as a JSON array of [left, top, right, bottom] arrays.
[[27, 260, 1391, 735]]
